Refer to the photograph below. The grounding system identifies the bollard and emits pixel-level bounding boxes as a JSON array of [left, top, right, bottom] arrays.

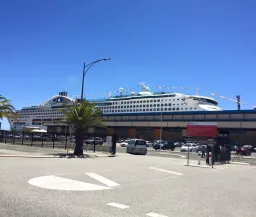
[[198, 153, 201, 165], [209, 152, 212, 166]]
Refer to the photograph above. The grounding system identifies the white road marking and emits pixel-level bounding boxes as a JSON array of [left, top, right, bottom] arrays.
[[85, 172, 120, 187], [146, 212, 168, 217], [231, 162, 250, 165], [107, 202, 129, 209], [159, 152, 186, 158], [149, 167, 183, 176], [28, 175, 110, 191]]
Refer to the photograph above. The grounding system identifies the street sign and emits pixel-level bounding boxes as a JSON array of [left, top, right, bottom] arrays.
[[187, 122, 217, 137]]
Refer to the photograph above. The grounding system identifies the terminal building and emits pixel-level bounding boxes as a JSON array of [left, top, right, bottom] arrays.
[[101, 110, 256, 145]]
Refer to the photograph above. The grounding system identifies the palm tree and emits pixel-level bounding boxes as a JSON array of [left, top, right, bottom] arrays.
[[0, 95, 17, 120], [63, 100, 105, 155]]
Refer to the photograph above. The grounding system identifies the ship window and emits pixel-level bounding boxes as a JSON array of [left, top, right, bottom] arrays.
[[157, 108, 159, 111], [168, 108, 172, 111], [150, 109, 152, 111], [173, 99, 175, 101], [172, 108, 175, 110], [177, 99, 179, 100], [190, 108, 192, 109], [143, 109, 145, 111], [140, 105, 142, 107], [140, 101, 142, 103], [146, 105, 149, 107], [177, 108, 180, 110], [154, 100, 156, 102], [157, 104, 160, 107], [133, 109, 135, 112], [150, 104, 152, 107], [173, 104, 175, 106], [194, 108, 197, 109], [121, 106, 123, 108], [164, 108, 167, 111], [161, 108, 164, 111], [146, 109, 149, 111], [118, 110, 120, 112], [169, 103, 172, 106], [147, 100, 149, 103], [118, 106, 120, 108], [124, 102, 126, 104], [153, 108, 156, 111], [165, 103, 167, 106], [121, 102, 123, 104], [127, 101, 129, 104], [150, 100, 153, 102], [136, 105, 139, 107], [157, 99, 160, 102], [136, 109, 138, 112], [161, 104, 164, 107], [143, 105, 145, 107], [112, 110, 114, 112], [124, 106, 126, 108], [133, 105, 135, 108], [177, 104, 179, 106]]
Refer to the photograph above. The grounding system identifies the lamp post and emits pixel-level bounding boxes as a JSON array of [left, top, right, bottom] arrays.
[[80, 58, 111, 101]]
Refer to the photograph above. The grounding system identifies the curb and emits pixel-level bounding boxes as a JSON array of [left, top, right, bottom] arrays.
[[230, 162, 250, 165], [0, 154, 58, 158], [0, 153, 115, 159], [183, 164, 211, 168]]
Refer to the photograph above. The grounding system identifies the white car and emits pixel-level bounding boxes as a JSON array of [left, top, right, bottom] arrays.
[[120, 140, 130, 147], [146, 141, 153, 147], [180, 144, 197, 152]]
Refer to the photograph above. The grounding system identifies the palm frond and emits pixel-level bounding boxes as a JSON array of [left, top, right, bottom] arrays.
[[62, 100, 105, 130]]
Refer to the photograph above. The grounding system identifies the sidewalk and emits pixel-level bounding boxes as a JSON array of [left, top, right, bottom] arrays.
[[0, 143, 115, 158]]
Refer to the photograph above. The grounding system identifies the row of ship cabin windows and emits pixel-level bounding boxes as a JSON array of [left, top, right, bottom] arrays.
[[111, 98, 180, 105], [100, 103, 185, 110], [102, 107, 197, 113]]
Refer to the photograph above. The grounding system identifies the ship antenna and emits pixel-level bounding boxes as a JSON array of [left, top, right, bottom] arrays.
[[196, 87, 199, 96]]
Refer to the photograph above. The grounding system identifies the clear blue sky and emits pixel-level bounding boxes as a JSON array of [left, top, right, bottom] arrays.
[[1, 0, 256, 129]]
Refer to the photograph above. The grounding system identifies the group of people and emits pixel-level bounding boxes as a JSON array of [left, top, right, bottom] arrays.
[[200, 144, 231, 164]]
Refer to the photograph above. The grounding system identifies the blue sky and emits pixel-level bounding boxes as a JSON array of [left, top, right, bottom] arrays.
[[1, 0, 256, 129]]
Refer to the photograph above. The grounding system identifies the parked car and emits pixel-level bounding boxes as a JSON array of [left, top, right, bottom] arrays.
[[146, 141, 153, 147], [126, 139, 147, 155], [84, 137, 103, 145], [14, 135, 21, 139], [153, 141, 175, 151], [236, 146, 251, 156], [242, 145, 256, 153], [180, 144, 197, 152], [120, 140, 130, 147]]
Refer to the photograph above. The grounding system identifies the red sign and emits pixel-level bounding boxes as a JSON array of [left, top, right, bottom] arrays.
[[187, 122, 217, 137]]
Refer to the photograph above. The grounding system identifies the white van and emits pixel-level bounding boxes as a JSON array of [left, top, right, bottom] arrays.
[[126, 139, 147, 155]]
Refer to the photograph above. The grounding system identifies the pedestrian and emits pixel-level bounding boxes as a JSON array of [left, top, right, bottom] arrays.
[[201, 145, 206, 158]]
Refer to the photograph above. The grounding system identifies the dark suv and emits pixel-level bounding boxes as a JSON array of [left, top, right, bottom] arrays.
[[84, 137, 103, 145], [153, 141, 175, 151]]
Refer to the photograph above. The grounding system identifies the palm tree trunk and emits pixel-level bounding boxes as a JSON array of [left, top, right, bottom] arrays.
[[74, 128, 84, 155]]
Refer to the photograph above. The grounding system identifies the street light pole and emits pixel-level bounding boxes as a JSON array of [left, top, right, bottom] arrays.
[[160, 100, 163, 151], [80, 58, 111, 101]]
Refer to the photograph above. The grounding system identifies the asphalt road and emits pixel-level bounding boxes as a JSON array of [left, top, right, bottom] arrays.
[[0, 150, 256, 217], [1, 142, 256, 165]]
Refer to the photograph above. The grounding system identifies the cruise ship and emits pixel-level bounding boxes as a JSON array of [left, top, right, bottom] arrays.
[[10, 84, 222, 132]]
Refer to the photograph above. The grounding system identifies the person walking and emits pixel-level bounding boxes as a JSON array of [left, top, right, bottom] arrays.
[[201, 145, 206, 158]]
